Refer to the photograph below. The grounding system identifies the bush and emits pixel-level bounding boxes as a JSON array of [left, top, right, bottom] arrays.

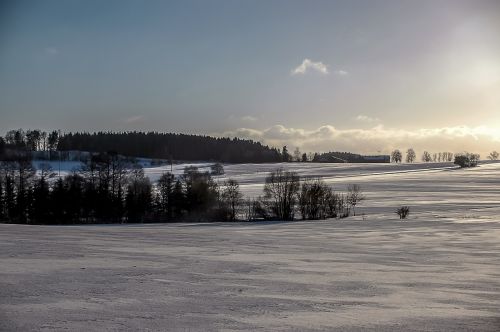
[[454, 153, 480, 168], [210, 163, 224, 175], [298, 178, 330, 220], [396, 206, 410, 219]]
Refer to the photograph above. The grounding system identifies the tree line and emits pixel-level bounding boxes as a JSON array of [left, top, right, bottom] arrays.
[[0, 153, 364, 224], [390, 148, 455, 163], [390, 148, 499, 165], [1, 129, 394, 165], [0, 129, 284, 163]]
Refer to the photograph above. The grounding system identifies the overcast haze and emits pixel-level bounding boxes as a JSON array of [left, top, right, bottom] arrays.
[[1, 0, 499, 154]]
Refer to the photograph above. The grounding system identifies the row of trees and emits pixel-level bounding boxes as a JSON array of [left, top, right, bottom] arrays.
[[1, 129, 283, 163], [3, 129, 498, 165], [2, 129, 60, 153], [0, 154, 364, 224], [258, 168, 364, 220], [391, 149, 499, 164], [391, 148, 455, 163]]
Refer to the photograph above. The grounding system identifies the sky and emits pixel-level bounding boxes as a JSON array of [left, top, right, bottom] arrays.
[[1, 0, 499, 155]]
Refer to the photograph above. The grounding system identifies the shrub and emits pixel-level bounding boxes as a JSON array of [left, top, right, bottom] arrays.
[[454, 153, 480, 168], [210, 163, 224, 175], [347, 184, 365, 216], [488, 151, 499, 160], [396, 206, 410, 219]]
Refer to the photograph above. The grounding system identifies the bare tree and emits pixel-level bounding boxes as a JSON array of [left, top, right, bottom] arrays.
[[405, 148, 416, 163], [263, 168, 300, 220], [396, 206, 410, 219], [422, 151, 432, 162], [219, 179, 243, 221], [346, 184, 365, 216], [47, 130, 59, 159], [243, 198, 259, 221], [488, 151, 499, 160], [293, 147, 301, 162], [298, 178, 330, 220], [391, 149, 402, 163], [40, 131, 47, 152]]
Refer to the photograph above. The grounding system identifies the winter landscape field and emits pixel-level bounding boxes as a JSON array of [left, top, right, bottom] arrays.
[[1, 161, 499, 331]]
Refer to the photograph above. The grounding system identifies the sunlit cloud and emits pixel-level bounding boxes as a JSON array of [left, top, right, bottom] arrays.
[[218, 124, 500, 156], [291, 58, 329, 75]]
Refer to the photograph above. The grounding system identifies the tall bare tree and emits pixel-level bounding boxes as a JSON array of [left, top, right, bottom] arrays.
[[346, 184, 365, 216], [263, 168, 300, 220], [488, 151, 499, 160], [422, 151, 432, 162], [219, 179, 243, 221]]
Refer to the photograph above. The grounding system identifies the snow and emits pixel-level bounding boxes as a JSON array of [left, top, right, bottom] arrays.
[[2, 161, 499, 331]]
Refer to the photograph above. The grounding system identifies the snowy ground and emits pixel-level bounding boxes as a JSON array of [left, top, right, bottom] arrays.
[[2, 162, 500, 331]]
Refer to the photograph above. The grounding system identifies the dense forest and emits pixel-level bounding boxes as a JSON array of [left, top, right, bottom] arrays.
[[0, 129, 397, 164], [58, 131, 283, 163], [0, 129, 282, 163]]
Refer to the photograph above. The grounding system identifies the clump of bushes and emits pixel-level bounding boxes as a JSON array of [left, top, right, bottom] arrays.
[[396, 206, 410, 219], [454, 153, 480, 168], [210, 162, 224, 175], [258, 168, 363, 221]]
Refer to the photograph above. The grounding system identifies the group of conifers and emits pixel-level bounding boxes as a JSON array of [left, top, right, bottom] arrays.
[[0, 153, 364, 224]]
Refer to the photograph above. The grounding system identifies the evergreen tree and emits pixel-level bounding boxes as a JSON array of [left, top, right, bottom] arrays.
[[156, 172, 175, 220]]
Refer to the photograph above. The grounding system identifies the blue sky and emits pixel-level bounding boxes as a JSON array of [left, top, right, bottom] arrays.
[[1, 0, 499, 154]]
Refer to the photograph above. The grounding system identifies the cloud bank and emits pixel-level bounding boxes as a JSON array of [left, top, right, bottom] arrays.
[[219, 125, 500, 156]]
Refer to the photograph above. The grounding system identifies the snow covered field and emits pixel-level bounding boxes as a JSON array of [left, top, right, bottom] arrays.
[[2, 162, 500, 331]]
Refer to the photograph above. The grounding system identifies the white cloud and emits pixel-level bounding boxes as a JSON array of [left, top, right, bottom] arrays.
[[291, 59, 329, 75], [355, 115, 380, 123], [335, 69, 349, 76], [218, 124, 500, 156]]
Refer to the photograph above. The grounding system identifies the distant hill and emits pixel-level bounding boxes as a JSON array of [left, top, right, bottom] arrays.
[[313, 151, 390, 163], [57, 131, 282, 163]]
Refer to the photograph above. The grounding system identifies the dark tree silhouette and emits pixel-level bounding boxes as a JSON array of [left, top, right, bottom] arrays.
[[218, 179, 243, 221], [55, 131, 281, 163], [406, 148, 416, 163], [391, 150, 402, 163], [156, 172, 175, 221], [263, 168, 300, 220], [347, 184, 365, 216]]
